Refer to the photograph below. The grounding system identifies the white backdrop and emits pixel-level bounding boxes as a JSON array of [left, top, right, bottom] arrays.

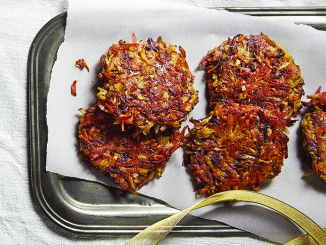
[[1, 0, 326, 244]]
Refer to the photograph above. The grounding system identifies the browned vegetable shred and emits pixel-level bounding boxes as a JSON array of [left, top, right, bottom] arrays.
[[76, 59, 90, 72], [71, 80, 77, 96], [301, 88, 326, 182]]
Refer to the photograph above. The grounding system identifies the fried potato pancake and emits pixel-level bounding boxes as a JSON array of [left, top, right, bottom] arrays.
[[200, 33, 304, 125], [97, 36, 198, 134], [301, 90, 326, 182], [79, 104, 183, 194], [184, 103, 289, 196]]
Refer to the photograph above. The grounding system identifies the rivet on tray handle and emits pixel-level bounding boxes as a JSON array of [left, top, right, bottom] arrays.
[[126, 190, 326, 245]]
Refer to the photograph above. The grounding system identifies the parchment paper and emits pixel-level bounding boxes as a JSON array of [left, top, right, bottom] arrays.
[[47, 0, 326, 243]]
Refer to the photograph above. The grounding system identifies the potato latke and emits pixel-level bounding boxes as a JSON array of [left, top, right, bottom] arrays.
[[79, 104, 183, 194], [184, 103, 289, 196], [97, 36, 198, 134], [200, 33, 304, 125], [301, 89, 326, 182]]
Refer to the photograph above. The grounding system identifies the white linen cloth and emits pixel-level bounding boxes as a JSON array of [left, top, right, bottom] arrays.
[[1, 0, 326, 244]]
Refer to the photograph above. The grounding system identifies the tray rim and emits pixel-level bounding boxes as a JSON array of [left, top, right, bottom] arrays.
[[28, 12, 70, 231]]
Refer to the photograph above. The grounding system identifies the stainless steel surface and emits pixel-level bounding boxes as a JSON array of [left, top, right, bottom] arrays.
[[228, 7, 326, 31], [28, 9, 326, 243]]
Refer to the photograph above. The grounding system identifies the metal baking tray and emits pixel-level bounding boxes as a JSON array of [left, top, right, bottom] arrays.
[[28, 8, 326, 244]]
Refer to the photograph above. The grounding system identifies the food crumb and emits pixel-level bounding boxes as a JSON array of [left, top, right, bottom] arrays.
[[71, 80, 77, 96], [76, 59, 89, 72]]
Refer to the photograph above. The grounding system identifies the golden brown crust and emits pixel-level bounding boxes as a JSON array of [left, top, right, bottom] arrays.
[[200, 33, 304, 125], [97, 37, 198, 134], [79, 104, 183, 194], [301, 89, 326, 182], [183, 103, 289, 197]]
